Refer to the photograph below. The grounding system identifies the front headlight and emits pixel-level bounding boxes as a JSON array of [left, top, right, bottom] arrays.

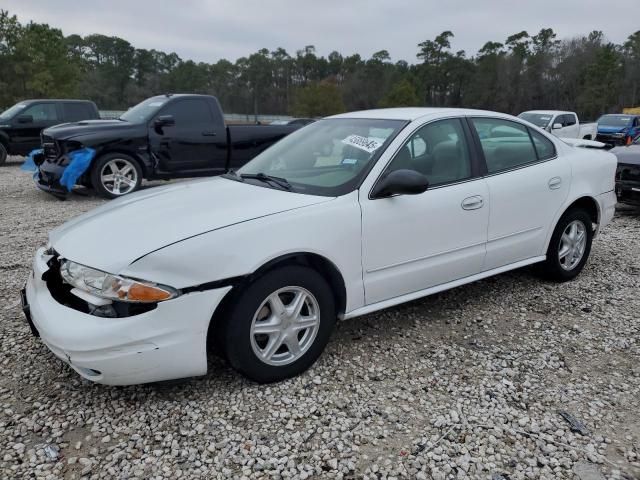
[[60, 259, 179, 303]]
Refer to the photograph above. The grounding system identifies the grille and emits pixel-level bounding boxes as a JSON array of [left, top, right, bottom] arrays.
[[41, 134, 59, 161], [617, 164, 640, 182]]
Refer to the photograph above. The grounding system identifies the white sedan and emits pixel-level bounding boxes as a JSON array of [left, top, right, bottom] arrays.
[[22, 108, 617, 385]]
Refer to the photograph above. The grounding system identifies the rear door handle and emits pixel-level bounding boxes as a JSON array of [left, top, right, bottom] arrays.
[[202, 131, 217, 136], [548, 176, 562, 190], [461, 195, 484, 210]]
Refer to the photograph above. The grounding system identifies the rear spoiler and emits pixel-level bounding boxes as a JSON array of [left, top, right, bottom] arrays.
[[561, 138, 613, 150]]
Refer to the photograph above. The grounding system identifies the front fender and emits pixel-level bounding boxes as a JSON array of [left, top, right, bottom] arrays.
[[62, 134, 150, 176], [121, 192, 366, 313]]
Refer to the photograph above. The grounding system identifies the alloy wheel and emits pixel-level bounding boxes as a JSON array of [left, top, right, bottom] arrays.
[[249, 286, 320, 366], [100, 158, 138, 195], [558, 219, 587, 271]]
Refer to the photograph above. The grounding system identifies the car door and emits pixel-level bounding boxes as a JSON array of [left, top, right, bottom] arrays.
[[563, 114, 579, 138], [10, 102, 61, 154], [149, 98, 227, 175], [360, 117, 490, 305], [469, 117, 570, 271]]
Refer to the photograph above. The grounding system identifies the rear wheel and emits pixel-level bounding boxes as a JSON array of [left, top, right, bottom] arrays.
[[0, 143, 7, 165], [91, 153, 142, 198], [540, 208, 594, 281], [222, 266, 336, 383]]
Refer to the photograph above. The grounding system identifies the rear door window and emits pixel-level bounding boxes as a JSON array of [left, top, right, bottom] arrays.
[[160, 99, 213, 126], [63, 103, 94, 122], [471, 118, 539, 174]]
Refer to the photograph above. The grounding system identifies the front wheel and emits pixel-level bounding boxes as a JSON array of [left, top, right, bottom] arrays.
[[540, 209, 594, 281], [90, 153, 142, 199], [222, 266, 336, 383]]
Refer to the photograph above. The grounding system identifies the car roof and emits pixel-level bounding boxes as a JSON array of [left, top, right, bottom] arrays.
[[20, 99, 95, 104], [521, 110, 572, 116], [328, 107, 515, 122], [599, 114, 636, 118]]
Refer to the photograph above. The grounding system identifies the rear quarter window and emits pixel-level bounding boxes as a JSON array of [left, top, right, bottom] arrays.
[[63, 103, 96, 122], [529, 129, 556, 160]]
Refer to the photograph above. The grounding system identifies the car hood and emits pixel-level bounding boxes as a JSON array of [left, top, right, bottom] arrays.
[[49, 177, 334, 274], [597, 125, 629, 134], [43, 120, 138, 140], [611, 145, 640, 166]]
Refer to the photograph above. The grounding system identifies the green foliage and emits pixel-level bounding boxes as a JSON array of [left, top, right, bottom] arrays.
[[0, 9, 639, 118], [0, 12, 79, 105], [379, 79, 419, 107], [291, 83, 345, 117]]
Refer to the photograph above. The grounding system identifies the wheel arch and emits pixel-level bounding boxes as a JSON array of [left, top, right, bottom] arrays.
[[92, 149, 148, 177], [206, 252, 348, 353], [565, 195, 600, 225], [0, 132, 10, 153], [545, 195, 600, 253]]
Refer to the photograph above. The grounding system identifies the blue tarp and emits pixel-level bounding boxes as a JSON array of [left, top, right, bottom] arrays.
[[60, 147, 96, 191], [21, 149, 42, 172]]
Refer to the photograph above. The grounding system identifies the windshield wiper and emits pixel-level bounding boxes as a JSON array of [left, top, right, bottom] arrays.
[[240, 172, 292, 191]]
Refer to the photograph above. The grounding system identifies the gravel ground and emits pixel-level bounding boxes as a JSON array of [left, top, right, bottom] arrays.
[[1, 157, 639, 480]]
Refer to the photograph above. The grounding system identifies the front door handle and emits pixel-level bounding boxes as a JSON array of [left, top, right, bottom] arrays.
[[548, 176, 562, 190], [461, 195, 484, 210], [202, 131, 217, 136]]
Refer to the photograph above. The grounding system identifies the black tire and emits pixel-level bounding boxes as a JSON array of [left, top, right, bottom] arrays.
[[90, 153, 142, 199], [0, 143, 7, 165], [222, 265, 336, 383], [539, 208, 594, 281]]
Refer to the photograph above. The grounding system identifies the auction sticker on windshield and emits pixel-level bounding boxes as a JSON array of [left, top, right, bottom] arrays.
[[341, 134, 385, 154]]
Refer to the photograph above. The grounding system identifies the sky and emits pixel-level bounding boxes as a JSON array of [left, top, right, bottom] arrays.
[[4, 0, 639, 63]]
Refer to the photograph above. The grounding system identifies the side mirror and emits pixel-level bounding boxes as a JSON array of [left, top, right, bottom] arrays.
[[16, 114, 33, 124], [552, 123, 562, 130], [154, 115, 175, 128], [371, 169, 429, 199]]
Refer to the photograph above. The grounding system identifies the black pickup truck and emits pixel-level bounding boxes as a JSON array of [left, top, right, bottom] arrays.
[[35, 94, 301, 198], [0, 99, 99, 164]]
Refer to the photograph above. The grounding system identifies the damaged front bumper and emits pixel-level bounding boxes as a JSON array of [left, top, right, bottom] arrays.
[[24, 247, 231, 385], [35, 161, 69, 198]]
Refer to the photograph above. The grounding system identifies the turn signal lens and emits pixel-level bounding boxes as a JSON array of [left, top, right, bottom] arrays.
[[127, 283, 174, 302]]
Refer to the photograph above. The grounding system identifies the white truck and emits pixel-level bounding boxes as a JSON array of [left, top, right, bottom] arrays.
[[518, 110, 597, 140]]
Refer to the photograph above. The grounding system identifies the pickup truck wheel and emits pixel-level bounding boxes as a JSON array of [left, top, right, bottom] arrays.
[[0, 143, 7, 165], [223, 266, 336, 383], [91, 154, 142, 199], [540, 208, 593, 282]]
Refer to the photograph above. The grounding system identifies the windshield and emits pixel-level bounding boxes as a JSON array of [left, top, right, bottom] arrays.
[[0, 103, 27, 120], [119, 97, 169, 123], [518, 112, 553, 128], [237, 118, 407, 196], [598, 115, 632, 127]]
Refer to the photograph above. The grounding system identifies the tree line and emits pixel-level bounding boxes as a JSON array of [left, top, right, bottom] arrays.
[[0, 9, 638, 120]]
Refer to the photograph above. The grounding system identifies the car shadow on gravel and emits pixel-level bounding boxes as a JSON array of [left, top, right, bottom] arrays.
[[0, 156, 25, 166], [111, 265, 545, 399]]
